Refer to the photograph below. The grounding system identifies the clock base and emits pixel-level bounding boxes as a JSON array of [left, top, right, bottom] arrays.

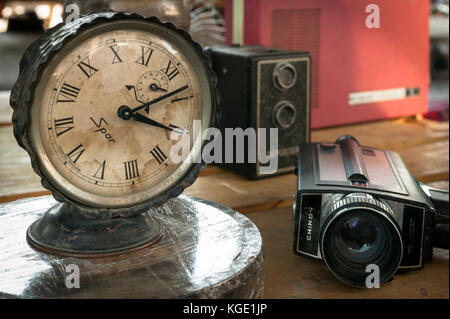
[[0, 195, 264, 298], [26, 202, 163, 258]]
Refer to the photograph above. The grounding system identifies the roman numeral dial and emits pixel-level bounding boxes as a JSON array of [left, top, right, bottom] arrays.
[[161, 60, 179, 81], [42, 31, 201, 205], [77, 57, 99, 79], [136, 46, 154, 67], [124, 159, 140, 180], [57, 83, 80, 103], [93, 160, 107, 180], [109, 45, 123, 64], [54, 117, 74, 137], [150, 145, 168, 166], [66, 144, 86, 164]]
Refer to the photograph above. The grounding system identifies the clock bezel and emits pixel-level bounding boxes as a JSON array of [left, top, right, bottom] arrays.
[[10, 13, 220, 219]]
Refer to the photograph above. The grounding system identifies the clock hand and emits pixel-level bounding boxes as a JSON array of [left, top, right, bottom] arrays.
[[150, 83, 167, 92], [131, 110, 175, 132], [118, 85, 189, 120], [118, 105, 173, 131]]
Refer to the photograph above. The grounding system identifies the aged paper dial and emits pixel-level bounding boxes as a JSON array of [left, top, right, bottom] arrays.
[[27, 20, 213, 209]]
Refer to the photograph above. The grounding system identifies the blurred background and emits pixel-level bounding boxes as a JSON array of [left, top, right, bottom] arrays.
[[0, 0, 447, 119], [430, 0, 450, 120], [0, 0, 226, 89]]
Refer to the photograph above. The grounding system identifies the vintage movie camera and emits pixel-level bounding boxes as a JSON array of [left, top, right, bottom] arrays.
[[293, 135, 449, 287], [205, 45, 311, 179]]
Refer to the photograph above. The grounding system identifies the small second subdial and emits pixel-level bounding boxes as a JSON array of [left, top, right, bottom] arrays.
[[136, 70, 169, 103]]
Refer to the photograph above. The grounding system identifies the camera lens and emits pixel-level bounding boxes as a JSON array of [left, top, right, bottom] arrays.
[[273, 101, 297, 129], [333, 213, 386, 264], [273, 62, 297, 90], [330, 211, 388, 263], [321, 196, 403, 287]]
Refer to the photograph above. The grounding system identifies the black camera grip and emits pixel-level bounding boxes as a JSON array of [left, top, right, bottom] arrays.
[[421, 184, 449, 249], [428, 187, 449, 222], [435, 224, 449, 249], [430, 187, 449, 249]]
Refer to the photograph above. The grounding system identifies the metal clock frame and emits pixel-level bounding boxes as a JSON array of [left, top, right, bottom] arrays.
[[10, 12, 220, 219]]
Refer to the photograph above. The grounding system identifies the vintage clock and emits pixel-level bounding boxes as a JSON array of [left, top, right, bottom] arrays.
[[10, 12, 219, 257]]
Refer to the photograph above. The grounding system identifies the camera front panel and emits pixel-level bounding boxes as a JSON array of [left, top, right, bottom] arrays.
[[294, 191, 428, 284], [382, 199, 427, 269], [256, 56, 311, 177]]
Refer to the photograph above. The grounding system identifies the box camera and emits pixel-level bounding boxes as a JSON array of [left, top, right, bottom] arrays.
[[293, 135, 449, 287], [205, 45, 311, 179]]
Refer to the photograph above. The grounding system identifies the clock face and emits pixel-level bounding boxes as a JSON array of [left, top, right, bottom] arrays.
[[28, 20, 213, 208]]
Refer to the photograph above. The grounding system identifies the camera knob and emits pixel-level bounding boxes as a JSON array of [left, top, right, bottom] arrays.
[[273, 62, 297, 90], [273, 101, 297, 129]]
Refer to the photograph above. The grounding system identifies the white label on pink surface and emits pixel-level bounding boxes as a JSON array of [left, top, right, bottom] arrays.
[[349, 88, 408, 105]]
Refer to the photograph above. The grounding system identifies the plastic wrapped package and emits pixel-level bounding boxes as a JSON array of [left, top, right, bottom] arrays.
[[0, 195, 264, 298]]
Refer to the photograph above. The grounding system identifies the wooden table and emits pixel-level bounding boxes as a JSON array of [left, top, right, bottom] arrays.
[[0, 91, 448, 298], [246, 207, 449, 298]]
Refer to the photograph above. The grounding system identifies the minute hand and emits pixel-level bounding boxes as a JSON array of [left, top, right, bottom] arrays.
[[129, 85, 188, 114], [132, 112, 174, 132]]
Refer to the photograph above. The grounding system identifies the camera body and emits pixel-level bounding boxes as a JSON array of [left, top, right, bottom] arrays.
[[294, 135, 449, 287], [205, 45, 311, 179]]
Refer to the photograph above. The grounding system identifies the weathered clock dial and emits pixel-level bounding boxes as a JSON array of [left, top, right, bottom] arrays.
[[10, 13, 218, 255], [12, 14, 217, 214], [34, 29, 204, 209]]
